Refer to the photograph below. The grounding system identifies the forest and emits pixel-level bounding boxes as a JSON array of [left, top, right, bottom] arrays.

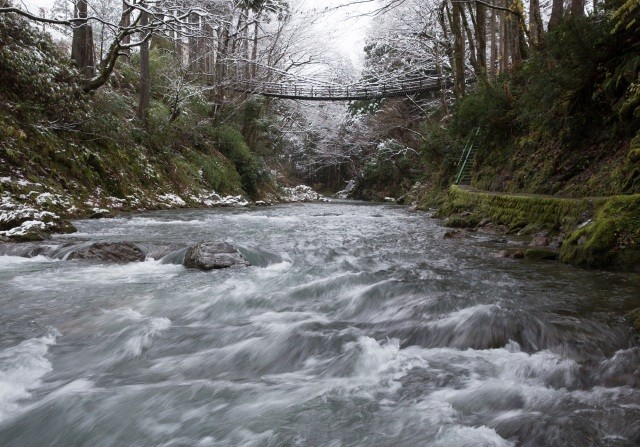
[[2, 0, 639, 267]]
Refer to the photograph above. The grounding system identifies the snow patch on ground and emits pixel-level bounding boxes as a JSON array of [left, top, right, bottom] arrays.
[[157, 194, 187, 208], [192, 191, 250, 207], [280, 185, 329, 203]]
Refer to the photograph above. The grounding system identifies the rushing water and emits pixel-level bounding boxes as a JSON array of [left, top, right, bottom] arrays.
[[1, 202, 639, 447]]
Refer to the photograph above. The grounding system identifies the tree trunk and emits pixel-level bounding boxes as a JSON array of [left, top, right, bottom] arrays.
[[138, 11, 150, 125], [451, 0, 466, 97], [460, 6, 479, 75], [188, 13, 199, 73], [571, 0, 585, 16], [438, 3, 456, 81], [528, 0, 543, 45], [476, 0, 487, 74], [71, 0, 94, 79], [119, 1, 130, 59], [499, 0, 507, 73], [434, 41, 448, 114], [251, 11, 260, 79], [242, 7, 250, 80], [549, 0, 564, 30], [489, 1, 497, 79], [511, 11, 521, 65]]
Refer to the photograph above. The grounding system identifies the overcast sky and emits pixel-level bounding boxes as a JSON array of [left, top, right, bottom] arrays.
[[298, 0, 378, 65]]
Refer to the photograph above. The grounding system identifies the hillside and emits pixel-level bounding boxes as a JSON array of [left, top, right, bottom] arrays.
[[0, 12, 284, 240]]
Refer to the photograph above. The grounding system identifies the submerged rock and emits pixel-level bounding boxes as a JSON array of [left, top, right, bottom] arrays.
[[183, 242, 250, 270], [495, 250, 511, 258], [68, 242, 146, 263], [443, 229, 468, 239]]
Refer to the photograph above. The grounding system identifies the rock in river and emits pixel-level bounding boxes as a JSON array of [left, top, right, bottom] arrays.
[[183, 242, 251, 270], [68, 242, 146, 263]]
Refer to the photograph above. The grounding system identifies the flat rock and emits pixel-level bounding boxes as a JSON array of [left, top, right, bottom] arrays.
[[68, 242, 146, 263], [183, 242, 250, 270]]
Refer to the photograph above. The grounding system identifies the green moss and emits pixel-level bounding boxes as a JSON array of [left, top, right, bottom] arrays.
[[444, 214, 481, 228], [560, 194, 640, 271], [438, 186, 640, 271], [437, 185, 597, 232]]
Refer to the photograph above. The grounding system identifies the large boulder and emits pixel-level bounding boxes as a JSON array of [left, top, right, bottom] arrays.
[[183, 242, 250, 270], [68, 242, 146, 263]]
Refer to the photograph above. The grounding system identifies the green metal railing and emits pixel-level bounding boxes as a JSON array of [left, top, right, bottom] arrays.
[[455, 128, 480, 185]]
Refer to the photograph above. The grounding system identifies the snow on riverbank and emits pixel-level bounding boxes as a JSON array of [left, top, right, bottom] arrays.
[[0, 177, 328, 242]]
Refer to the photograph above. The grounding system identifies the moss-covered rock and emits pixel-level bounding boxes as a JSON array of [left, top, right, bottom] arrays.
[[437, 185, 599, 233], [437, 185, 640, 271], [560, 195, 640, 271]]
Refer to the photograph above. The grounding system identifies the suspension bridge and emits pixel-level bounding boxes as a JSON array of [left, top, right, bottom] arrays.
[[232, 76, 454, 101]]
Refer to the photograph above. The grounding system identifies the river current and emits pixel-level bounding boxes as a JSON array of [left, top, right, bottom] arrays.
[[0, 202, 639, 446]]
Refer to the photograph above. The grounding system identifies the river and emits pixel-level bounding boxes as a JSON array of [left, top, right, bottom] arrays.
[[0, 202, 639, 446]]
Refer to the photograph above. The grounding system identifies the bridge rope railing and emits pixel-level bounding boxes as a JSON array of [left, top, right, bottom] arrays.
[[230, 76, 457, 101]]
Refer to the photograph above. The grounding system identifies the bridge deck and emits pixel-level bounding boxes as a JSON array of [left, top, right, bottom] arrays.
[[232, 77, 453, 101]]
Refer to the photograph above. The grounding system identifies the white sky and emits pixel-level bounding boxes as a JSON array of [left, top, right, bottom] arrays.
[[297, 0, 378, 65]]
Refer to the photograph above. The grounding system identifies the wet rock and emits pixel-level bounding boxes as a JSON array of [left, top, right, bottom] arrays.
[[524, 248, 559, 261], [495, 250, 511, 258], [89, 208, 112, 219], [513, 250, 525, 259], [529, 232, 550, 247], [68, 242, 146, 263], [443, 229, 466, 239], [55, 220, 77, 234], [254, 201, 272, 207], [183, 242, 250, 270], [627, 308, 640, 335], [549, 237, 564, 250]]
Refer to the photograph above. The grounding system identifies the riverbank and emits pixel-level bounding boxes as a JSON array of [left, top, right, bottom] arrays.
[[0, 176, 328, 242], [435, 185, 640, 272]]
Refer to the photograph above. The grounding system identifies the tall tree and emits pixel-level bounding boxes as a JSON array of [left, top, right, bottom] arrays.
[[451, 0, 466, 96], [549, 0, 564, 29], [138, 9, 150, 124], [71, 0, 95, 78]]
